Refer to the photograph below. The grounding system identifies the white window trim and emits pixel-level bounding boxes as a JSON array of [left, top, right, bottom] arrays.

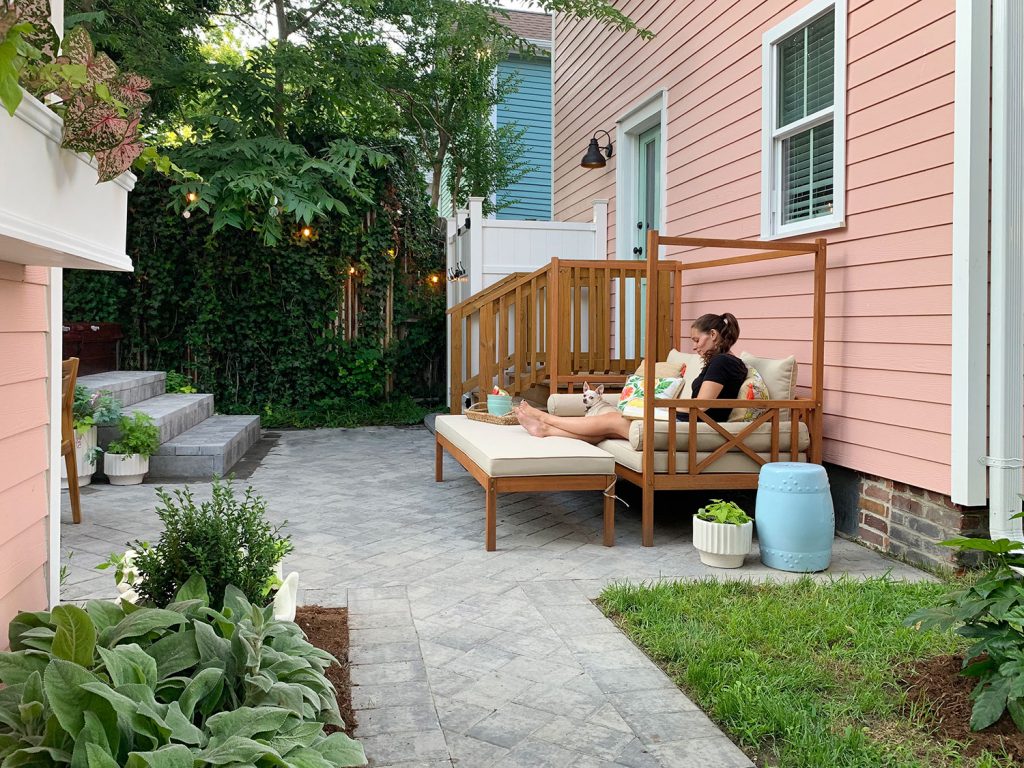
[[614, 88, 668, 260], [760, 0, 847, 240]]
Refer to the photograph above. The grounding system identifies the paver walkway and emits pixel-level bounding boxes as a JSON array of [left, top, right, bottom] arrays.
[[62, 426, 931, 768]]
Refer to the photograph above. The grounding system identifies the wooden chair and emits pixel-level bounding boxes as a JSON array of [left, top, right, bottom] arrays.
[[61, 358, 82, 524]]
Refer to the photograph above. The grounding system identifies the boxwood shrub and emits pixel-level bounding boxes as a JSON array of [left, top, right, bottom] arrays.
[[0, 576, 366, 767]]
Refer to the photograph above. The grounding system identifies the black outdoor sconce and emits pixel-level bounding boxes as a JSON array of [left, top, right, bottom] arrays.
[[580, 129, 614, 168]]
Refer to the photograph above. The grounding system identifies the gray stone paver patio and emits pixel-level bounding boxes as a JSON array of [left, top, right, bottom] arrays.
[[61, 426, 932, 768]]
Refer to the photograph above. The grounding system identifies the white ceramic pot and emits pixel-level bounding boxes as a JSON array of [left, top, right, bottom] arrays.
[[103, 453, 149, 486], [61, 425, 98, 488], [693, 517, 754, 568]]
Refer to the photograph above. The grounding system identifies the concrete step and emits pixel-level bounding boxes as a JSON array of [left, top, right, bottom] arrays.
[[147, 415, 262, 480], [78, 371, 166, 407], [98, 393, 214, 447]]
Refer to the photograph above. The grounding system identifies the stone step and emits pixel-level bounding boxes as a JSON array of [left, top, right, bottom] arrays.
[[98, 393, 214, 447], [147, 415, 262, 480], [77, 371, 166, 408]]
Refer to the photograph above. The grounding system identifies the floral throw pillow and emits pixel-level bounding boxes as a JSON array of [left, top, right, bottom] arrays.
[[617, 374, 686, 421], [728, 366, 771, 422]]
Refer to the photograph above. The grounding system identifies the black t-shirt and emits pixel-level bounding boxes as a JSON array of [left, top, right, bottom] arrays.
[[678, 353, 748, 423]]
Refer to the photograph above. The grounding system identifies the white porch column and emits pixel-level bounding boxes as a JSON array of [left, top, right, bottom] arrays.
[[988, 0, 1024, 541], [950, 0, 990, 506], [592, 199, 608, 259], [46, 268, 62, 607]]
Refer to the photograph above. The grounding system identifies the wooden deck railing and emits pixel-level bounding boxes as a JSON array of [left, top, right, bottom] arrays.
[[448, 258, 665, 413]]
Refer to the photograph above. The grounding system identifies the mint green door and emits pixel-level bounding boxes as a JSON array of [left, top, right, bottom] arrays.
[[629, 126, 661, 354], [633, 125, 662, 259]]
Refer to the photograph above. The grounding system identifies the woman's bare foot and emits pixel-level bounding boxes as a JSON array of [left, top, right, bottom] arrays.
[[515, 402, 547, 436]]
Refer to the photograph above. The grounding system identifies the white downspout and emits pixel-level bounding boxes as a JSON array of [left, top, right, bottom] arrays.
[[988, 0, 1024, 541]]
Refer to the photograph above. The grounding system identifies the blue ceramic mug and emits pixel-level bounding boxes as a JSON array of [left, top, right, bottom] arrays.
[[487, 394, 513, 416]]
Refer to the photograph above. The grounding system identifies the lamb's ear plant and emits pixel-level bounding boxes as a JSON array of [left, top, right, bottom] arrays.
[[0, 577, 366, 767], [905, 510, 1024, 732], [696, 499, 752, 525]]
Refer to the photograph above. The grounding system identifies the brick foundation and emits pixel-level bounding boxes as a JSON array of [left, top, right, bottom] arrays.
[[851, 473, 988, 572]]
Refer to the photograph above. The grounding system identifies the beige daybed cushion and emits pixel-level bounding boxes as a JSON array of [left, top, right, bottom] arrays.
[[628, 418, 810, 452], [598, 438, 808, 474], [435, 415, 614, 477]]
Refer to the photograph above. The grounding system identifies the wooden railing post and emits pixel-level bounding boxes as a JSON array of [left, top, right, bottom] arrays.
[[547, 258, 560, 393], [450, 308, 462, 413], [641, 229, 660, 547], [811, 238, 827, 464]]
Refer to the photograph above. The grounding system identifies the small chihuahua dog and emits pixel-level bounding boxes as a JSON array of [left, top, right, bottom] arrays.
[[582, 381, 619, 417]]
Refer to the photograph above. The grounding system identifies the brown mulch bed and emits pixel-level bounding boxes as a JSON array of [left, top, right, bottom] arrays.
[[294, 605, 357, 739], [901, 655, 1024, 761]]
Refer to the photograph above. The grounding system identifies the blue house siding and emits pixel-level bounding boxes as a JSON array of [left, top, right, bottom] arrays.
[[496, 56, 551, 220]]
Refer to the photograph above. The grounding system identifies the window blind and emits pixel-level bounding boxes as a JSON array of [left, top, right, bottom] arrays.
[[777, 10, 835, 224]]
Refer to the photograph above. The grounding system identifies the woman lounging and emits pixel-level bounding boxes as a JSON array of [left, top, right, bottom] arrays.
[[515, 312, 748, 444]]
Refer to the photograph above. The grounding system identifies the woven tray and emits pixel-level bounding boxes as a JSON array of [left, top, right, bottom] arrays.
[[465, 402, 520, 426]]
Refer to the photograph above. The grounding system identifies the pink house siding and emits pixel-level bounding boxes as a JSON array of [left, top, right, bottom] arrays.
[[0, 261, 50, 650], [554, 0, 955, 494]]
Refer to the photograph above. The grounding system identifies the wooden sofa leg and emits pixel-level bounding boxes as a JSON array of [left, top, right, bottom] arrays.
[[603, 476, 615, 547], [485, 480, 497, 551], [642, 485, 654, 547], [434, 438, 443, 482]]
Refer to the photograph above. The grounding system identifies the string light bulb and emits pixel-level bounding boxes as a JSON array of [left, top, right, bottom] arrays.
[[300, 226, 313, 239], [185, 191, 199, 203], [429, 274, 440, 285], [348, 266, 356, 275]]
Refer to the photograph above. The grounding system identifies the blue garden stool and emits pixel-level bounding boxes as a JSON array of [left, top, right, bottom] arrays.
[[755, 462, 835, 572]]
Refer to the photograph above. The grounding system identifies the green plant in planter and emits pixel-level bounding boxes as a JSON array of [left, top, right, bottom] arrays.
[[106, 412, 159, 457], [696, 498, 752, 525], [118, 479, 294, 608], [0, 578, 366, 767], [905, 510, 1024, 732]]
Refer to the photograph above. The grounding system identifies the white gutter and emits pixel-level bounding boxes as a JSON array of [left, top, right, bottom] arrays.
[[988, 0, 1024, 541], [950, 0, 990, 507]]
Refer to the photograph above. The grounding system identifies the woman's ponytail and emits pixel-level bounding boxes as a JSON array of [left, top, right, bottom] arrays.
[[692, 312, 740, 356]]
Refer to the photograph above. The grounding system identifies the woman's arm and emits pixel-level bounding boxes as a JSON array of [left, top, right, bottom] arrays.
[[676, 380, 724, 415]]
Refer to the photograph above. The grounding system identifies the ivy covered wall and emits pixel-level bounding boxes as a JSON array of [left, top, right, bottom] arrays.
[[64, 155, 445, 424]]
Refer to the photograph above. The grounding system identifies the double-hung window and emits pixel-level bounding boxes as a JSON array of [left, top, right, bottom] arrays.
[[761, 0, 846, 239]]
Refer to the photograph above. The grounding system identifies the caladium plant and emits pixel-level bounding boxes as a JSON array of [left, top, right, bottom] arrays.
[[0, 576, 367, 767], [0, 0, 152, 182]]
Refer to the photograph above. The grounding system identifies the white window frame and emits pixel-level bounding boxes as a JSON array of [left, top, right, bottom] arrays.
[[760, 0, 847, 240]]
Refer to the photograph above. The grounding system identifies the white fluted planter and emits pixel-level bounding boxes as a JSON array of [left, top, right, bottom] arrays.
[[61, 425, 98, 488], [103, 453, 149, 485], [693, 517, 753, 569]]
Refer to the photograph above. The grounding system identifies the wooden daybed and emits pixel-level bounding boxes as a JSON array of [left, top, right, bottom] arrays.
[[444, 231, 826, 546]]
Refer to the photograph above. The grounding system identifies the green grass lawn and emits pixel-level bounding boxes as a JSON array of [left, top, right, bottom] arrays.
[[599, 576, 1014, 768]]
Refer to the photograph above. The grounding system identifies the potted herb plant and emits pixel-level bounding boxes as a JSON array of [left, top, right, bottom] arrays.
[[102, 412, 160, 485], [693, 498, 754, 568], [61, 385, 121, 488]]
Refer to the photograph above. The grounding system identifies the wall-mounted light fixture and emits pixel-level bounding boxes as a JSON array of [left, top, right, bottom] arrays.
[[580, 130, 614, 168]]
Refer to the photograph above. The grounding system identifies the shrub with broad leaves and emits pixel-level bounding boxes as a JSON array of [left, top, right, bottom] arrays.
[[905, 511, 1024, 732], [0, 576, 366, 767]]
